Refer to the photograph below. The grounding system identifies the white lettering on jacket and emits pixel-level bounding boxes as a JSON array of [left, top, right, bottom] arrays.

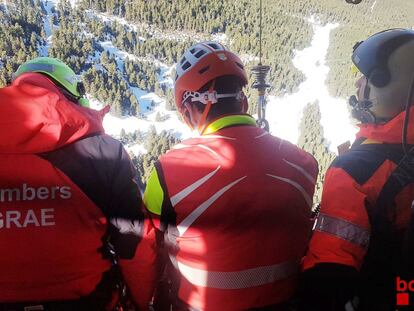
[[0, 208, 55, 229], [0, 184, 72, 202]]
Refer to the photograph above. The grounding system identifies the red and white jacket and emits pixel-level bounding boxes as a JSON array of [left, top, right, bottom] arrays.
[[143, 114, 318, 310]]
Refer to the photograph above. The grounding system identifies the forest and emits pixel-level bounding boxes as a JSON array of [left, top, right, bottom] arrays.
[[1, 0, 414, 197]]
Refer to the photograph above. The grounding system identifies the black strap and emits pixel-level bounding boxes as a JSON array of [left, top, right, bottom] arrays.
[[359, 150, 414, 308]]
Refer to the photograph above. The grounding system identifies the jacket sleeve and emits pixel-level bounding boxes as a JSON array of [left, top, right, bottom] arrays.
[[303, 166, 371, 270], [299, 166, 371, 311], [106, 143, 157, 310]]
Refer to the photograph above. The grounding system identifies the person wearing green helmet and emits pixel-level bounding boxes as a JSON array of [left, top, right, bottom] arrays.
[[0, 57, 154, 310], [13, 56, 90, 107]]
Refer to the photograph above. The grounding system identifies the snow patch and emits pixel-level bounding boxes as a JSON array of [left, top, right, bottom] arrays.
[[98, 40, 175, 113], [127, 144, 147, 155], [39, 0, 55, 56], [240, 54, 260, 64], [91, 11, 226, 45], [211, 32, 228, 44], [93, 12, 202, 43], [371, 0, 377, 12], [266, 20, 357, 153], [2, 0, 8, 14], [88, 91, 193, 157]]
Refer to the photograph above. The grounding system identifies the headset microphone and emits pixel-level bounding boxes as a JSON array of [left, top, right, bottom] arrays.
[[349, 95, 376, 124]]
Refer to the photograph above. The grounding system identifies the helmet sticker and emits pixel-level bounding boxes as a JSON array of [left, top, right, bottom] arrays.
[[218, 53, 227, 61]]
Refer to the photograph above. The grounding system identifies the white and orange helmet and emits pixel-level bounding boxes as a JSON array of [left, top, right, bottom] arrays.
[[174, 41, 248, 112]]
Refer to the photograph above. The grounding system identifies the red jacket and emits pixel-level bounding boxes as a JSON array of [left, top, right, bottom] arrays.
[[144, 114, 318, 310], [0, 73, 153, 307], [302, 107, 414, 310]]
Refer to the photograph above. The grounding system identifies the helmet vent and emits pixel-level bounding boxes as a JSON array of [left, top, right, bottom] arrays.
[[25, 63, 55, 74], [180, 57, 187, 65], [199, 66, 210, 74], [182, 61, 191, 71], [208, 43, 220, 50], [190, 48, 196, 54], [235, 62, 244, 70], [195, 49, 207, 58]]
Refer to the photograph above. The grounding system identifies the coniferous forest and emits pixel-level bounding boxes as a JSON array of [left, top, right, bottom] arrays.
[[1, 0, 414, 197]]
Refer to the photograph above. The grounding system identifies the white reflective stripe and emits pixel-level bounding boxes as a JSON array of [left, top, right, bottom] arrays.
[[278, 139, 285, 150], [172, 143, 219, 158], [266, 174, 312, 208], [254, 132, 269, 139], [171, 165, 221, 207], [196, 135, 236, 140], [315, 213, 370, 248], [177, 259, 299, 289], [110, 218, 143, 236], [283, 159, 315, 184], [177, 176, 247, 237]]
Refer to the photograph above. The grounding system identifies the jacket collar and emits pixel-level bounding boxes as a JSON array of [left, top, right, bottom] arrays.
[[356, 105, 414, 144], [203, 114, 257, 135]]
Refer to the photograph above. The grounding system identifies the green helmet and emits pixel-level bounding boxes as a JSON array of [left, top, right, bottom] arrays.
[[13, 57, 90, 107]]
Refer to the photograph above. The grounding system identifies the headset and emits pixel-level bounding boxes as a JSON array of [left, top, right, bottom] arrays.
[[350, 29, 414, 124]]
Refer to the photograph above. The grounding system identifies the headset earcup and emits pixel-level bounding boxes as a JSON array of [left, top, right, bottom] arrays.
[[369, 68, 390, 88]]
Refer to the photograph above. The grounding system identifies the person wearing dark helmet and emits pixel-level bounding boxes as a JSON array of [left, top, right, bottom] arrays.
[[299, 28, 414, 311], [0, 57, 155, 310], [140, 42, 318, 310]]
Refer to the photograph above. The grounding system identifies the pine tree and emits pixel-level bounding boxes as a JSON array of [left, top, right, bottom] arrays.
[[298, 101, 336, 202]]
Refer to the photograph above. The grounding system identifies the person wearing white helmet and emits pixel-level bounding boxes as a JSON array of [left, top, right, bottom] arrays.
[[139, 42, 318, 310]]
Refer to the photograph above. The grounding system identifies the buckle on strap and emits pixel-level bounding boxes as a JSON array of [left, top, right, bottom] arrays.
[[182, 90, 242, 105], [24, 306, 44, 311]]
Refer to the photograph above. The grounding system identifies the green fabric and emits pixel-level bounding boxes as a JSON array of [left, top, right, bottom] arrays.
[[143, 168, 164, 216], [203, 114, 257, 135]]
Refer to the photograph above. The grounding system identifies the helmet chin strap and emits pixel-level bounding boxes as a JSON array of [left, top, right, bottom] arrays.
[[181, 80, 243, 133], [197, 80, 216, 134]]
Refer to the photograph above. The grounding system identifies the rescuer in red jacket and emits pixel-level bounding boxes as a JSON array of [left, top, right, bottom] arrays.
[[141, 42, 318, 311], [299, 29, 414, 311], [0, 57, 155, 310]]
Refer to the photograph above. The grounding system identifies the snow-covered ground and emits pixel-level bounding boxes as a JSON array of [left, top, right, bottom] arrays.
[[34, 1, 357, 155], [91, 10, 229, 46], [89, 96, 193, 155], [2, 0, 8, 14], [371, 0, 377, 11], [93, 11, 206, 43], [39, 0, 55, 56], [267, 20, 357, 152]]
